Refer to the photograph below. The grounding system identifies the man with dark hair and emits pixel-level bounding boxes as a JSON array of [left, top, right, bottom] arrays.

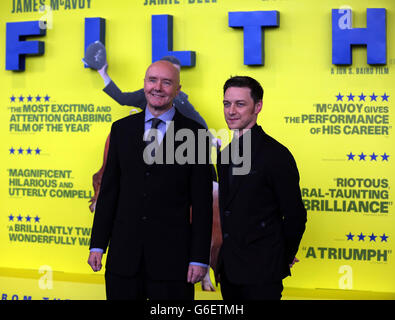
[[215, 76, 307, 300]]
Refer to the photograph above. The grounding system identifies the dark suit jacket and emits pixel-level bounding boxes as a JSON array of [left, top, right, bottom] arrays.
[[216, 124, 307, 285], [90, 109, 213, 281], [103, 81, 208, 128]]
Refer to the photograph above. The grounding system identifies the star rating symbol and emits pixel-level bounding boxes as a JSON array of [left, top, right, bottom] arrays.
[[335, 92, 389, 102], [381, 153, 389, 161], [380, 234, 389, 242], [346, 232, 389, 243], [369, 233, 377, 242], [358, 152, 366, 161], [347, 93, 355, 101], [347, 152, 355, 160], [369, 153, 378, 161], [346, 232, 354, 241], [346, 152, 389, 161], [7, 214, 41, 223], [370, 93, 378, 101], [9, 147, 42, 156], [381, 93, 389, 101], [358, 93, 366, 101], [357, 233, 366, 241], [9, 94, 52, 103]]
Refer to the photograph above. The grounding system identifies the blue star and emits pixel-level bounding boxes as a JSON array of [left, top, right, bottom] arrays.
[[336, 93, 344, 101], [347, 93, 355, 101], [26, 147, 32, 155], [346, 232, 354, 241], [358, 93, 366, 101], [44, 94, 50, 102], [36, 95, 41, 102], [381, 153, 389, 161], [27, 95, 33, 102], [370, 153, 378, 161], [370, 93, 378, 101], [381, 93, 389, 101], [19, 95, 24, 102], [18, 147, 24, 155], [357, 232, 366, 241], [379, 234, 389, 242], [34, 216, 40, 223], [347, 152, 355, 160], [9, 147, 15, 154], [358, 153, 366, 161], [26, 215, 31, 222], [8, 214, 14, 221], [369, 233, 377, 242], [10, 95, 16, 103], [35, 147, 41, 155], [17, 215, 23, 222], [380, 233, 389, 242]]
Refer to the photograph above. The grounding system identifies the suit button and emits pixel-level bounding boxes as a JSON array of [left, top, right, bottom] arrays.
[[141, 216, 148, 221], [145, 171, 150, 177], [224, 210, 231, 216], [223, 233, 229, 239], [260, 221, 266, 228]]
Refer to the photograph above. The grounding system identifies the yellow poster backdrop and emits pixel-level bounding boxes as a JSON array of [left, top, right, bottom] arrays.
[[0, 0, 394, 299]]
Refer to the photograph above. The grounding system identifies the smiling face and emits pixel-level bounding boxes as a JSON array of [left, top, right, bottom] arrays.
[[144, 60, 181, 115], [223, 86, 262, 132]]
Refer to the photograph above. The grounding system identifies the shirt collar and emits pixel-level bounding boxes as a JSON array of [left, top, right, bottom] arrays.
[[145, 106, 175, 124]]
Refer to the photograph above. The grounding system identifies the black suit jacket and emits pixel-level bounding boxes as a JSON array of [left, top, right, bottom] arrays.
[[90, 109, 213, 281], [216, 124, 307, 284]]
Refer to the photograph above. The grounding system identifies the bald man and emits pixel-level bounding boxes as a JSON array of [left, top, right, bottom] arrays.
[[88, 61, 213, 300]]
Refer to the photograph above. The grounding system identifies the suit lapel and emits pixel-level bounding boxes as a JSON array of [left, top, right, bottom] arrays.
[[218, 145, 231, 208], [223, 126, 265, 207], [129, 110, 146, 164]]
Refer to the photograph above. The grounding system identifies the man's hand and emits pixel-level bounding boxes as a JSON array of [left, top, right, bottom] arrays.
[[187, 265, 208, 284], [88, 251, 103, 272], [98, 63, 108, 78]]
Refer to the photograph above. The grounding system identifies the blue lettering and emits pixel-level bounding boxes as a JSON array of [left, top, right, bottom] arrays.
[[151, 15, 196, 67], [6, 21, 46, 71], [332, 8, 387, 65], [228, 11, 279, 65]]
